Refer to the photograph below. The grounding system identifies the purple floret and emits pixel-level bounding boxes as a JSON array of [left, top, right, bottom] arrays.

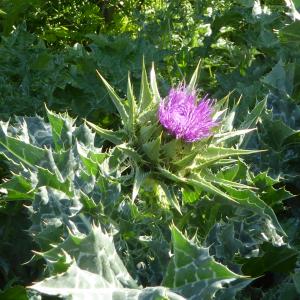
[[158, 85, 217, 142]]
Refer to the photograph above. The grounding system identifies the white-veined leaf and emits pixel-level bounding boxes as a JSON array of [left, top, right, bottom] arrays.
[[163, 226, 250, 300]]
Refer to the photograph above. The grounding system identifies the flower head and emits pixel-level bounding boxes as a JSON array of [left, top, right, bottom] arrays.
[[158, 85, 217, 142]]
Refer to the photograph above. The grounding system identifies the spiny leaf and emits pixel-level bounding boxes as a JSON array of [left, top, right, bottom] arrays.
[[37, 226, 138, 288], [126, 73, 137, 134], [0, 134, 48, 169], [85, 120, 123, 145], [214, 129, 256, 145], [29, 186, 83, 247], [251, 171, 293, 208], [79, 191, 97, 210], [117, 144, 144, 163], [73, 123, 96, 147], [142, 135, 161, 162], [162, 139, 182, 160], [199, 146, 261, 162], [158, 167, 237, 203], [132, 165, 148, 202], [172, 151, 198, 169], [138, 59, 153, 114], [47, 147, 75, 182], [96, 70, 129, 129], [187, 60, 201, 93], [76, 142, 100, 176], [202, 170, 256, 190], [223, 186, 286, 236], [159, 183, 182, 214], [36, 167, 72, 197], [46, 106, 75, 151], [238, 99, 266, 147], [150, 62, 161, 105], [157, 166, 186, 183], [0, 175, 34, 200], [213, 91, 232, 113], [139, 123, 159, 144], [30, 263, 184, 300], [187, 175, 238, 203], [163, 226, 250, 300], [239, 98, 267, 130], [76, 141, 107, 175]]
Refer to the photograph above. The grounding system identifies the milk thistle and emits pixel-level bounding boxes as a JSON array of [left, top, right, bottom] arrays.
[[158, 85, 217, 142]]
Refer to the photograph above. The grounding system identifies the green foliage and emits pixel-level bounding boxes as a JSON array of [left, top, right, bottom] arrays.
[[0, 64, 287, 299], [1, 0, 300, 299], [162, 226, 251, 299], [0, 23, 164, 122], [0, 0, 103, 43]]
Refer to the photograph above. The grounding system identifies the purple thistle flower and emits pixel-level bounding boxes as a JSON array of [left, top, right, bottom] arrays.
[[158, 85, 217, 142]]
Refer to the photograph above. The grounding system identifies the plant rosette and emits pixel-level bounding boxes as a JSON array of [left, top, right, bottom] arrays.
[[85, 61, 280, 232]]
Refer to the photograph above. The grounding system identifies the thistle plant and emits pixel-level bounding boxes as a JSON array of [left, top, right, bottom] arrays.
[[0, 101, 253, 300], [86, 61, 283, 234], [0, 62, 291, 300]]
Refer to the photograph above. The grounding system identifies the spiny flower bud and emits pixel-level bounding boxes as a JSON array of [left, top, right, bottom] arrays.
[[158, 85, 217, 142]]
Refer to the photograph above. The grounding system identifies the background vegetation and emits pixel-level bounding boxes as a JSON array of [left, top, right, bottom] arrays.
[[1, 0, 300, 299]]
